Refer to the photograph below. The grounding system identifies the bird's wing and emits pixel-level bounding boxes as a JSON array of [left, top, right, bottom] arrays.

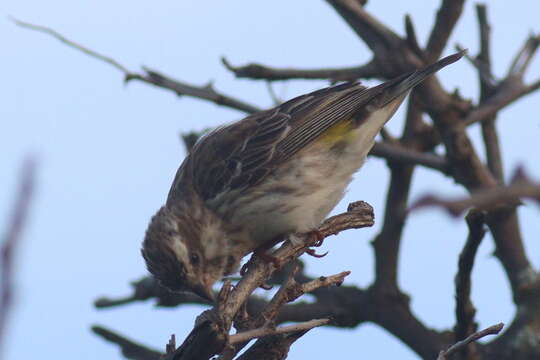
[[171, 52, 465, 202], [177, 81, 371, 202]]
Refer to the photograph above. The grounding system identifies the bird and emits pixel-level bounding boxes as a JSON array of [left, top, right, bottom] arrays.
[[141, 51, 464, 302]]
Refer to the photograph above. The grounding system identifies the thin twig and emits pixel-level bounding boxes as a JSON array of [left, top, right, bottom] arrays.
[[507, 35, 540, 78], [437, 323, 504, 360], [409, 167, 540, 217], [10, 17, 131, 74], [13, 18, 260, 114], [266, 82, 282, 105]]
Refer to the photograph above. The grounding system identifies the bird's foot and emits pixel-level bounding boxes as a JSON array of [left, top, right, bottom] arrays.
[[304, 229, 328, 258]]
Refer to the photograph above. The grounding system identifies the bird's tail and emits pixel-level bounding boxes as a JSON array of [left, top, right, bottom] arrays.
[[374, 50, 466, 107]]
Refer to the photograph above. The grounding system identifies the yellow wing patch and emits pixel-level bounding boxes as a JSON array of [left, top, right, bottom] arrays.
[[318, 119, 356, 146]]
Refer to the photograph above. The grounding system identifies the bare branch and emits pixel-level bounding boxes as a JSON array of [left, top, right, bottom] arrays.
[[454, 211, 486, 360], [11, 17, 131, 73], [425, 0, 466, 62], [92, 325, 162, 360], [404, 15, 425, 60], [508, 34, 540, 78], [0, 157, 36, 349], [463, 30, 540, 126], [437, 323, 504, 360], [222, 57, 380, 82], [475, 4, 495, 87], [94, 276, 213, 308], [409, 167, 540, 217], [470, 4, 503, 184], [370, 142, 448, 173], [139, 68, 261, 113], [13, 18, 261, 114]]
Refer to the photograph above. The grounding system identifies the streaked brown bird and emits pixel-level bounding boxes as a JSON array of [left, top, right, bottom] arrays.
[[142, 51, 464, 301]]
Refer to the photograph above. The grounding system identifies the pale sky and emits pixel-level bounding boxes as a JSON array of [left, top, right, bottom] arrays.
[[2, 1, 540, 359]]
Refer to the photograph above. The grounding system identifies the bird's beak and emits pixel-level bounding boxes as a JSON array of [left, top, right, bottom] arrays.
[[192, 278, 215, 303]]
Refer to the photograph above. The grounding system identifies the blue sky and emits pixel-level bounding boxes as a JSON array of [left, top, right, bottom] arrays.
[[1, 1, 540, 359]]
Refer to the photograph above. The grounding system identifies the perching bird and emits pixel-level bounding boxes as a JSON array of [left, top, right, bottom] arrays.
[[142, 51, 464, 301]]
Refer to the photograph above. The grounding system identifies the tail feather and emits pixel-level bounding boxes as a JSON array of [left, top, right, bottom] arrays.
[[376, 50, 466, 107]]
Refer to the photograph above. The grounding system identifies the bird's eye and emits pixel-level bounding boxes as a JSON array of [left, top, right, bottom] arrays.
[[190, 253, 200, 265], [166, 230, 176, 238]]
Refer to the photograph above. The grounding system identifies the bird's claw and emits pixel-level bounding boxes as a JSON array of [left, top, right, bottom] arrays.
[[305, 248, 329, 258], [310, 229, 325, 247], [302, 229, 327, 257]]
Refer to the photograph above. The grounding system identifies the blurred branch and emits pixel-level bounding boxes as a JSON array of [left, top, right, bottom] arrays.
[[409, 167, 540, 217], [404, 15, 425, 60], [370, 142, 449, 173], [91, 326, 162, 360], [462, 32, 540, 126], [425, 0, 465, 62], [12, 18, 261, 115], [0, 157, 36, 350], [474, 4, 504, 184]]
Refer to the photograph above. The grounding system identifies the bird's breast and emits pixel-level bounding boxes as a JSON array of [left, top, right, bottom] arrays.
[[217, 123, 373, 250]]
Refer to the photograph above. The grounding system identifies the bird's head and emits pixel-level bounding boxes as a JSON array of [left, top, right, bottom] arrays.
[[141, 205, 241, 302]]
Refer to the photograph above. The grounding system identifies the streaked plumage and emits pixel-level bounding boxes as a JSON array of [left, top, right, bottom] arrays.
[[142, 51, 464, 301]]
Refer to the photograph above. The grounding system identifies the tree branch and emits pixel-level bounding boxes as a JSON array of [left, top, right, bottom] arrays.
[[454, 211, 486, 360], [222, 57, 380, 82], [437, 323, 504, 360], [12, 18, 261, 115], [474, 4, 504, 184], [92, 325, 162, 360], [409, 167, 540, 217], [425, 0, 466, 62], [370, 142, 449, 173]]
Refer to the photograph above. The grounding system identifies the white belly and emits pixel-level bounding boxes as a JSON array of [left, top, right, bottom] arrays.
[[211, 103, 400, 249], [226, 127, 372, 246]]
